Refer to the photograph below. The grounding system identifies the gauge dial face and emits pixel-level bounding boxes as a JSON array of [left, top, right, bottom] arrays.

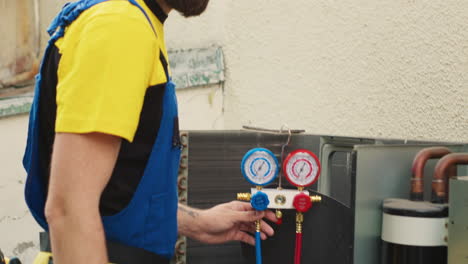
[[283, 149, 321, 187], [241, 148, 279, 186]]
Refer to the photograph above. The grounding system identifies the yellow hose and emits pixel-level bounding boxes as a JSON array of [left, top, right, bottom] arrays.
[[32, 252, 52, 264]]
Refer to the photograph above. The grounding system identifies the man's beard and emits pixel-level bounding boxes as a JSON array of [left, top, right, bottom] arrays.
[[165, 0, 210, 17]]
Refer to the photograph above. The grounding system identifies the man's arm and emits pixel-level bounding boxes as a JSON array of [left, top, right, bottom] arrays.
[[178, 201, 277, 246], [45, 133, 121, 264]]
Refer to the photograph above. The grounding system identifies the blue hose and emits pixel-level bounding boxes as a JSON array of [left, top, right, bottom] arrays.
[[255, 231, 262, 264]]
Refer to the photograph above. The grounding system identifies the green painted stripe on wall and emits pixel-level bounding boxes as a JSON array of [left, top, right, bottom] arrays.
[[0, 96, 33, 118], [170, 46, 225, 89]]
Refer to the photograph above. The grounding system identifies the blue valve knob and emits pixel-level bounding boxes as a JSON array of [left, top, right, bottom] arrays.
[[251, 191, 269, 211]]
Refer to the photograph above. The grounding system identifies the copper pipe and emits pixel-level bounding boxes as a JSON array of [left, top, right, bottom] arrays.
[[179, 155, 188, 169], [410, 147, 451, 201], [432, 153, 468, 203], [178, 176, 187, 191]]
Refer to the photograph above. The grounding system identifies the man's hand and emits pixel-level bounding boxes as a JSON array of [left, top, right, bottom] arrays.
[[178, 201, 277, 246]]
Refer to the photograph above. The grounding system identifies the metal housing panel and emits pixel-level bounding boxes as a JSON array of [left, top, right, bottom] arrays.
[[353, 145, 464, 264], [354, 145, 420, 264], [448, 177, 468, 264], [319, 136, 374, 208]]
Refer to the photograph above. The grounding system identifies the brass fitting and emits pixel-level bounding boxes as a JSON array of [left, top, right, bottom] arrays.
[[296, 212, 304, 233], [310, 195, 322, 203], [255, 220, 261, 232], [296, 212, 304, 223], [296, 222, 303, 233], [275, 209, 283, 219], [237, 193, 251, 201]]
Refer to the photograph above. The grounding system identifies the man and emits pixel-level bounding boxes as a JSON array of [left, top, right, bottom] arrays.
[[22, 0, 276, 263]]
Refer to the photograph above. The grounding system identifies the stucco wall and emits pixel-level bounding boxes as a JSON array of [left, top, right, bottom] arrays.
[[1, 0, 468, 262], [167, 0, 468, 142], [0, 115, 40, 262]]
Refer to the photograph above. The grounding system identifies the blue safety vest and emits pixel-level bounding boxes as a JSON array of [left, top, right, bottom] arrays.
[[23, 0, 181, 259]]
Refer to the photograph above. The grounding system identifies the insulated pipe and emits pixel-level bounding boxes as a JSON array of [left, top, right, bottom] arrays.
[[410, 147, 452, 201], [432, 153, 468, 203]]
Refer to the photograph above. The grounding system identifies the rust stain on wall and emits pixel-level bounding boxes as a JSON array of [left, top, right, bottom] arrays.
[[0, 0, 39, 89]]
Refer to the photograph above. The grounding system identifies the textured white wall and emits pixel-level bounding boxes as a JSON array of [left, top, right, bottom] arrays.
[[219, 0, 468, 142], [165, 0, 468, 142], [0, 115, 40, 263]]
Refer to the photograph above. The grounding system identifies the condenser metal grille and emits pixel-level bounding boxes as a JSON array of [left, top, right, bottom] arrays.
[[185, 130, 321, 263]]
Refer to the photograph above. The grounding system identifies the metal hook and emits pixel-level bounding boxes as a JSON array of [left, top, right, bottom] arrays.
[[279, 124, 292, 148], [279, 125, 292, 148]]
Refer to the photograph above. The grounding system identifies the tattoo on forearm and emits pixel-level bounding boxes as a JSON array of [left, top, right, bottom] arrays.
[[179, 205, 199, 218]]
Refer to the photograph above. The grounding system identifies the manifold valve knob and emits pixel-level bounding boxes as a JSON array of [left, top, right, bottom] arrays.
[[237, 193, 251, 201], [294, 193, 312, 213], [251, 191, 270, 211]]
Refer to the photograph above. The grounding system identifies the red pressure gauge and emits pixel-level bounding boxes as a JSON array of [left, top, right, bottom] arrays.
[[284, 149, 321, 264], [283, 149, 321, 188]]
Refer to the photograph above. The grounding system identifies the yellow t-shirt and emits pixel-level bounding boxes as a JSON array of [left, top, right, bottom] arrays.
[[53, 0, 169, 142]]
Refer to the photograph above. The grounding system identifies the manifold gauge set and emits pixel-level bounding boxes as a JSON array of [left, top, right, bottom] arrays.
[[237, 132, 322, 264]]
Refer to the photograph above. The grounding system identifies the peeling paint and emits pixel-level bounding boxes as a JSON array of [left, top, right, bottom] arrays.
[[0, 211, 30, 224], [12, 241, 34, 256], [170, 47, 225, 89]]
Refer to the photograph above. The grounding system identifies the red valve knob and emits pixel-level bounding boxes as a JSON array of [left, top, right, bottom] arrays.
[[293, 193, 312, 213]]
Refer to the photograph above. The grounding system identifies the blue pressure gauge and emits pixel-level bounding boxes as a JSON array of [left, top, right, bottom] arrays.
[[241, 148, 279, 186]]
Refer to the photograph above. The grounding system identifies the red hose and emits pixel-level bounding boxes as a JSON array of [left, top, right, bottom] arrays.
[[294, 232, 302, 264]]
